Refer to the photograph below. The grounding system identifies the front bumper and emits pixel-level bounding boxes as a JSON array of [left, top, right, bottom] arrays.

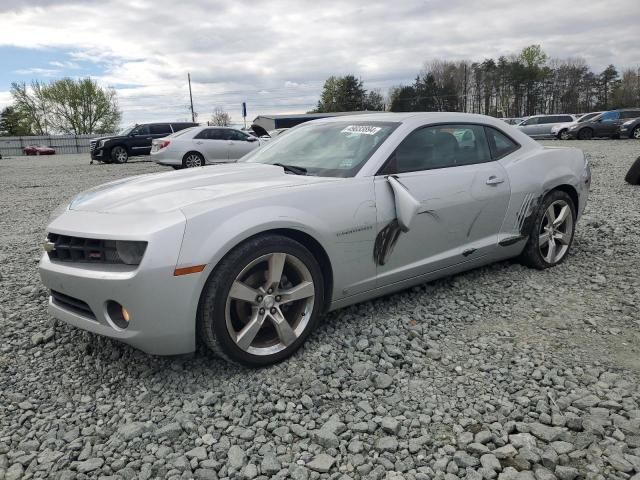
[[38, 210, 202, 355], [91, 147, 107, 160], [618, 127, 633, 139]]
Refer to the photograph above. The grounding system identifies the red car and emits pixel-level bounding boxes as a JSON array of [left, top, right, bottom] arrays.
[[23, 145, 55, 155]]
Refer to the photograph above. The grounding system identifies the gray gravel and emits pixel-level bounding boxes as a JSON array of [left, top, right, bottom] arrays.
[[1, 140, 639, 480]]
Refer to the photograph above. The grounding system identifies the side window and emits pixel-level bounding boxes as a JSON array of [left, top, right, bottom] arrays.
[[150, 124, 172, 135], [194, 128, 224, 140], [621, 111, 640, 119], [559, 116, 574, 122], [523, 117, 538, 126], [485, 127, 520, 159], [601, 111, 620, 122], [133, 125, 150, 136], [383, 124, 491, 174], [226, 130, 249, 141]]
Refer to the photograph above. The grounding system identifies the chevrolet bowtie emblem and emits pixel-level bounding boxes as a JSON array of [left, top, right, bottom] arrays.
[[43, 241, 56, 252]]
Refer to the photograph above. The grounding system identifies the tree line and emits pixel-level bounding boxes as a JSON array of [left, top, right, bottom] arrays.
[[0, 78, 121, 136], [314, 45, 640, 117]]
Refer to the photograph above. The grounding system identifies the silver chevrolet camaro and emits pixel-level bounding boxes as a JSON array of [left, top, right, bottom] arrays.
[[39, 113, 591, 366]]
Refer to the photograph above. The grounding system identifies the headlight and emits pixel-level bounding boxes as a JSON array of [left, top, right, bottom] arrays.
[[98, 139, 108, 148], [115, 241, 147, 265], [622, 120, 634, 126]]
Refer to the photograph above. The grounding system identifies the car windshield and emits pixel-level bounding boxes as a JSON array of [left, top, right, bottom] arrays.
[[578, 113, 600, 122], [117, 124, 136, 136], [242, 121, 399, 177]]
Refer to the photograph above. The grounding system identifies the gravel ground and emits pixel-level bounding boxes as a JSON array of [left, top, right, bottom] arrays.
[[1, 141, 639, 480]]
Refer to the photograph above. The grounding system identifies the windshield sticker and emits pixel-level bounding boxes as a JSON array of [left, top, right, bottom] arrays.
[[341, 125, 381, 135]]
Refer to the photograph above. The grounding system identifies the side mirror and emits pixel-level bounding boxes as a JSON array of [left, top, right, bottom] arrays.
[[387, 176, 420, 232], [247, 136, 258, 142]]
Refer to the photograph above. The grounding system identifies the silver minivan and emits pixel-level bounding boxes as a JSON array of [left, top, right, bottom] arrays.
[[517, 114, 578, 138]]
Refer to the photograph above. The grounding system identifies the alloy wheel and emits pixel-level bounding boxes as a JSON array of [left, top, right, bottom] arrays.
[[225, 252, 315, 356], [538, 199, 574, 264], [559, 130, 570, 140], [114, 148, 127, 163], [633, 127, 640, 140], [184, 154, 203, 168]]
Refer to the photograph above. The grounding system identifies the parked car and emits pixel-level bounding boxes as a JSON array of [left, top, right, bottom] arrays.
[[90, 122, 198, 164], [516, 114, 577, 138], [39, 112, 590, 366], [567, 108, 640, 139], [617, 116, 640, 140], [151, 126, 261, 168], [550, 112, 603, 140], [24, 145, 55, 155]]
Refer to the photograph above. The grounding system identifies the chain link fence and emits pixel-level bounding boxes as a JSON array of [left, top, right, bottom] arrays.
[[0, 134, 96, 157]]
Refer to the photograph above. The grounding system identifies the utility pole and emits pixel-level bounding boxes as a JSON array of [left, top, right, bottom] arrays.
[[188, 73, 195, 122]]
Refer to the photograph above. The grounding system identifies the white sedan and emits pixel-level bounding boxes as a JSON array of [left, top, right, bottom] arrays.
[[151, 126, 262, 168], [39, 113, 590, 366]]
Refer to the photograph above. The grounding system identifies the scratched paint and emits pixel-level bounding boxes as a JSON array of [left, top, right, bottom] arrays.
[[373, 219, 403, 266]]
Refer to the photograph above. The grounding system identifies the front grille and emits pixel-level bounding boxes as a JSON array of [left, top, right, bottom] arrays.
[[90, 140, 97, 152], [46, 233, 121, 263], [51, 290, 96, 319]]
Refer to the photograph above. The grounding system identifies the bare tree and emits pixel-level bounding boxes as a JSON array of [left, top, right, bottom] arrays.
[[10, 81, 50, 134], [210, 107, 232, 126]]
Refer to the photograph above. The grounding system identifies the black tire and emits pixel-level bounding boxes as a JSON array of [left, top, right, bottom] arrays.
[[558, 129, 570, 140], [632, 126, 640, 140], [197, 234, 325, 366], [111, 146, 128, 164], [625, 157, 640, 185], [577, 128, 593, 140], [182, 151, 205, 168], [520, 190, 577, 270]]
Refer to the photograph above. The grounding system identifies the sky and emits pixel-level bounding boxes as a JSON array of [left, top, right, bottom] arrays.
[[0, 0, 638, 127]]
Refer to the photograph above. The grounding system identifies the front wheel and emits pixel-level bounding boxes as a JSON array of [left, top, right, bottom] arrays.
[[632, 127, 640, 140], [520, 190, 576, 269], [577, 128, 593, 140], [558, 129, 570, 140], [111, 146, 128, 164], [197, 235, 324, 366]]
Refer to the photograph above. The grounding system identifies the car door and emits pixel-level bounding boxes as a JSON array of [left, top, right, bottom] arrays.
[[373, 123, 511, 287], [596, 111, 620, 137], [225, 129, 259, 160], [192, 128, 228, 162], [519, 117, 540, 137], [129, 124, 152, 154]]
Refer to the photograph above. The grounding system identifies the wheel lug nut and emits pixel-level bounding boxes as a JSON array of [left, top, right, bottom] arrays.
[[275, 295, 281, 302], [256, 295, 263, 302], [270, 307, 276, 314], [267, 288, 273, 294], [259, 308, 265, 314]]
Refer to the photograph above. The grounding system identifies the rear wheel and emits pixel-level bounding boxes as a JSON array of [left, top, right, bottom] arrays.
[[577, 128, 593, 140], [632, 126, 640, 140], [182, 151, 205, 168], [111, 146, 128, 164], [520, 190, 576, 269], [197, 235, 324, 366]]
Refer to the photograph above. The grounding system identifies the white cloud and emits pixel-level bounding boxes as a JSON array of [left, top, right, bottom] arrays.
[[0, 0, 638, 124]]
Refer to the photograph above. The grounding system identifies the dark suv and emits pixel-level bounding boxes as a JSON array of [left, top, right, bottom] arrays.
[[91, 122, 198, 163], [566, 109, 640, 140]]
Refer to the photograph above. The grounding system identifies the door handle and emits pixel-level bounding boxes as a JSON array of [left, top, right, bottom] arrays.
[[486, 176, 504, 185], [146, 137, 152, 140], [195, 141, 203, 145]]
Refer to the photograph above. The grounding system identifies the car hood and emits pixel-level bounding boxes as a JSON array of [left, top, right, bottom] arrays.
[[69, 163, 337, 214], [92, 135, 125, 143]]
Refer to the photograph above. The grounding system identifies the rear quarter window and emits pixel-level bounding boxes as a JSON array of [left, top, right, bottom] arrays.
[[485, 127, 520, 159]]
